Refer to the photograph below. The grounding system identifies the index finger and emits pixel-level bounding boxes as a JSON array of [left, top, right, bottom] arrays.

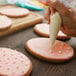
[[46, 0, 69, 15]]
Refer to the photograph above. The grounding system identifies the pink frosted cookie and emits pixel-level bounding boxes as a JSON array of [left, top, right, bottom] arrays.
[[34, 23, 71, 40], [0, 15, 12, 30], [0, 48, 32, 76], [25, 38, 74, 62], [0, 8, 30, 18]]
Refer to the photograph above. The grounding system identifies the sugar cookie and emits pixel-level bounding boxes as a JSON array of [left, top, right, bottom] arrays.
[[0, 8, 30, 17], [0, 15, 12, 30], [34, 23, 71, 40], [25, 38, 74, 62], [0, 48, 32, 76]]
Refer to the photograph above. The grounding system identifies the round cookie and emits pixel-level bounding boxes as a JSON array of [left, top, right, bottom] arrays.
[[25, 38, 74, 62], [0, 15, 12, 30], [34, 23, 71, 40], [0, 8, 30, 18], [0, 48, 32, 76]]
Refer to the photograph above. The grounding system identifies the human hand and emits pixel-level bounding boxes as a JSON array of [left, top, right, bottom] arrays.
[[45, 0, 76, 36]]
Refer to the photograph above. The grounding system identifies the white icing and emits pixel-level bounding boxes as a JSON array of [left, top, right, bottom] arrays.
[[49, 12, 62, 48]]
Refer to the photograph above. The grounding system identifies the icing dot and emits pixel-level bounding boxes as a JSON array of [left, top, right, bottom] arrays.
[[21, 61, 24, 63], [5, 62, 9, 64], [7, 58, 10, 60], [10, 51, 13, 53], [11, 54, 14, 56], [13, 62, 16, 64], [25, 63, 29, 66], [16, 67, 19, 69], [21, 56, 23, 58], [12, 72, 15, 75], [2, 50, 5, 52], [61, 43, 64, 46], [15, 58, 17, 60], [0, 60, 2, 62], [58, 51, 62, 54], [3, 54, 6, 56], [7, 68, 10, 70], [67, 47, 71, 50], [17, 53, 20, 55], [0, 66, 2, 68], [22, 71, 25, 74], [60, 47, 62, 49], [66, 50, 69, 53]]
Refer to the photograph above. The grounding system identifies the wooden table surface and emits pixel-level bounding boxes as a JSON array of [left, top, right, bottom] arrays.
[[0, 11, 76, 76]]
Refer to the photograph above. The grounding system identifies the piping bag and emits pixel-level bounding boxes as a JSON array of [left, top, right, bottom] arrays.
[[6, 0, 44, 11], [49, 11, 62, 49]]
